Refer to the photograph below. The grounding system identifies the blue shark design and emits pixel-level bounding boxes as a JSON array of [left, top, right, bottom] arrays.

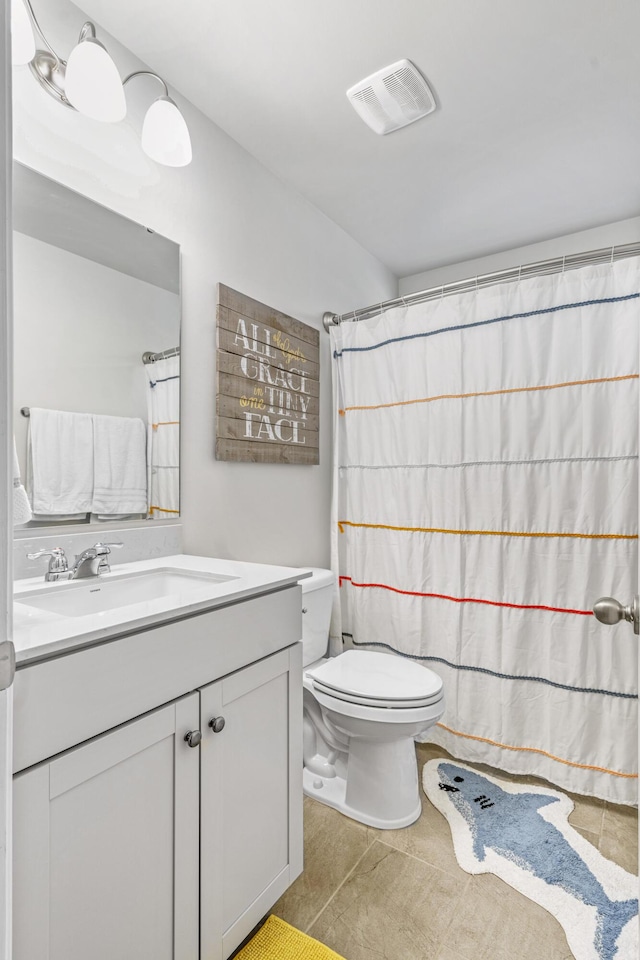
[[437, 762, 637, 960]]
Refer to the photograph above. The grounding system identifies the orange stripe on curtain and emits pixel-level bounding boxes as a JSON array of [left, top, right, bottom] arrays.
[[437, 722, 637, 779], [338, 373, 639, 415], [337, 520, 637, 540]]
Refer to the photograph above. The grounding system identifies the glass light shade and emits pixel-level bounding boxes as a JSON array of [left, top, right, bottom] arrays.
[[141, 96, 192, 167], [64, 37, 126, 122], [11, 0, 36, 65]]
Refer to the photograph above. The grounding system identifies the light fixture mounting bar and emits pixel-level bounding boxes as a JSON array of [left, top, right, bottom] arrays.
[[78, 21, 96, 42], [21, 0, 57, 58], [21, 0, 72, 107], [123, 71, 170, 98]]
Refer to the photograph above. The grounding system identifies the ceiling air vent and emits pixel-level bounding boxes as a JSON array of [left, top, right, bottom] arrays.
[[347, 59, 436, 135]]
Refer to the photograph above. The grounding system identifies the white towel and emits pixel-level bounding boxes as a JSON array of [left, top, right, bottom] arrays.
[[92, 415, 147, 515], [27, 409, 94, 515], [12, 437, 32, 526]]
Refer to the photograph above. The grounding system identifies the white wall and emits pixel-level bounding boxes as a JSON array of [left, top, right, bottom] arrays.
[[12, 0, 396, 568], [13, 232, 178, 476], [399, 217, 640, 294]]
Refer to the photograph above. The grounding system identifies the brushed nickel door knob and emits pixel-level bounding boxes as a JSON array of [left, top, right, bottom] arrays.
[[208, 716, 226, 734], [184, 730, 202, 748]]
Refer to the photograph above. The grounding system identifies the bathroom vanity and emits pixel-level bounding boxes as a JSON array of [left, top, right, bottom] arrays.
[[11, 555, 306, 960]]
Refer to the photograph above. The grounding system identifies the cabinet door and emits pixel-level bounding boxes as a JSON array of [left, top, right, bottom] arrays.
[[200, 644, 303, 960], [13, 695, 200, 960]]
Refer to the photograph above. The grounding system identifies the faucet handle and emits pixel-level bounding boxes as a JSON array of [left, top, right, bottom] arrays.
[[27, 546, 67, 565], [93, 542, 123, 554], [91, 542, 123, 576], [26, 547, 69, 580]]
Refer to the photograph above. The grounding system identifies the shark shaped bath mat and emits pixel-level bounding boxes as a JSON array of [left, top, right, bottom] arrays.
[[423, 760, 638, 960]]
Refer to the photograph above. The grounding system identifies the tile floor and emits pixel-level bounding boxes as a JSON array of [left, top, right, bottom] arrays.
[[272, 743, 639, 960]]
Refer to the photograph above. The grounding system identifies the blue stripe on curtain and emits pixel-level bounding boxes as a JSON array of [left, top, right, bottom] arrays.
[[347, 637, 638, 699], [333, 292, 640, 358]]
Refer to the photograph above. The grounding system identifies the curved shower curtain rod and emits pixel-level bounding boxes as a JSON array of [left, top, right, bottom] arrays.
[[322, 240, 640, 332]]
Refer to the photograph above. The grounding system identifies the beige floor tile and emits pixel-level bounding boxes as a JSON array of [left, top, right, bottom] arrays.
[[435, 947, 473, 960], [271, 796, 371, 933], [366, 792, 465, 879], [572, 826, 600, 848], [309, 841, 468, 960], [416, 741, 453, 764], [445, 872, 573, 960], [566, 792, 605, 837], [600, 802, 639, 875]]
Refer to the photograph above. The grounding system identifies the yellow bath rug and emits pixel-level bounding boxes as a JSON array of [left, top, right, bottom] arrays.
[[234, 915, 346, 960]]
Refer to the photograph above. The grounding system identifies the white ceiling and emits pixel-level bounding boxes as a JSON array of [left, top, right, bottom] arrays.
[[77, 0, 640, 278]]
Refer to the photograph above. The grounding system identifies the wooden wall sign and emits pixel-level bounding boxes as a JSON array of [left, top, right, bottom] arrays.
[[216, 284, 320, 464]]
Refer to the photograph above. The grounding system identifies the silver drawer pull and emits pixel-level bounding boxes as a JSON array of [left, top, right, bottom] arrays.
[[184, 730, 202, 748], [208, 716, 226, 734]]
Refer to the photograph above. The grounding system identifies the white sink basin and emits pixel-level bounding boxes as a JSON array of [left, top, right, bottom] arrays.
[[15, 568, 239, 618]]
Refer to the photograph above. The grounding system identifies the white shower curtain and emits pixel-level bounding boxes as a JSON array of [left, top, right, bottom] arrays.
[[330, 259, 639, 804], [145, 355, 180, 519]]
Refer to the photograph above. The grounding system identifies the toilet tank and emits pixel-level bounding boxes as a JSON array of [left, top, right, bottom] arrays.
[[299, 568, 335, 666]]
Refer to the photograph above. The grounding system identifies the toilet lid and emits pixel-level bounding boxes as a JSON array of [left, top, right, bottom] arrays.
[[308, 650, 443, 706]]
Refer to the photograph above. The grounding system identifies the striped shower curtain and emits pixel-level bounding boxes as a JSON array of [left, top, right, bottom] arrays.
[[145, 355, 180, 519], [330, 259, 639, 804]]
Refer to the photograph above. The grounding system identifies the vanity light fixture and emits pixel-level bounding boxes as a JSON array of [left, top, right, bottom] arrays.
[[64, 21, 126, 122], [126, 71, 192, 168], [11, 0, 192, 165]]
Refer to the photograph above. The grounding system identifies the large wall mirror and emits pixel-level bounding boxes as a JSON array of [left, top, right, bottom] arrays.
[[13, 163, 180, 530]]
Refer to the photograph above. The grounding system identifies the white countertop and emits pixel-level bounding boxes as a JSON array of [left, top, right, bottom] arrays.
[[13, 554, 311, 665]]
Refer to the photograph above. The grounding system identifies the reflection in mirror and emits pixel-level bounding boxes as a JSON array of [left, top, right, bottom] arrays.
[[12, 163, 180, 528]]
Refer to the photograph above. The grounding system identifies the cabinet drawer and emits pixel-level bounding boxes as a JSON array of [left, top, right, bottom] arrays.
[[14, 585, 301, 772]]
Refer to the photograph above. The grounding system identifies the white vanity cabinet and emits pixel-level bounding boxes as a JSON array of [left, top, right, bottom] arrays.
[[201, 644, 302, 959], [13, 695, 201, 960], [12, 584, 303, 960]]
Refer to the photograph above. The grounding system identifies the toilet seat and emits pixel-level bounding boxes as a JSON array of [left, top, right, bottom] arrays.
[[307, 649, 444, 711], [312, 684, 445, 725]]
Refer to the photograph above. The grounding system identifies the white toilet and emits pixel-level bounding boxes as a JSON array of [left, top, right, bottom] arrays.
[[300, 568, 445, 829]]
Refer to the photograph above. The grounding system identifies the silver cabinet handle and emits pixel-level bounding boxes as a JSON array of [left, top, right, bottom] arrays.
[[184, 730, 202, 748], [208, 716, 226, 734], [593, 596, 639, 635]]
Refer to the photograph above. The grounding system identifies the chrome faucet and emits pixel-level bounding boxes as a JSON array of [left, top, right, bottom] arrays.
[[27, 542, 123, 582], [70, 542, 123, 579]]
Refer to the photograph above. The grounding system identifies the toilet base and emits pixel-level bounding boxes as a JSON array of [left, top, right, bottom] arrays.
[[303, 766, 422, 830]]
